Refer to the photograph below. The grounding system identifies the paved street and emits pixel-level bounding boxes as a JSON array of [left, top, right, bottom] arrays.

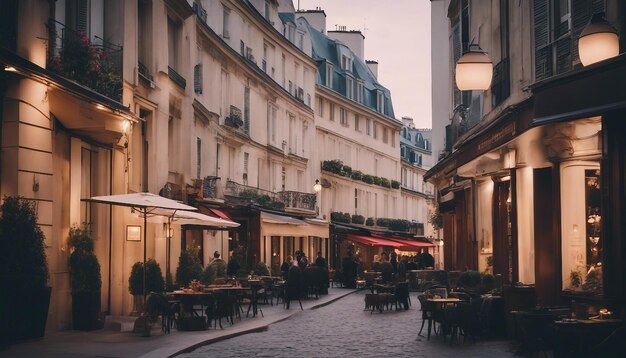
[[180, 291, 516, 358]]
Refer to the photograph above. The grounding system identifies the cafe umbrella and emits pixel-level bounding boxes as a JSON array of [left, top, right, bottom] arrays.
[[83, 192, 197, 298]]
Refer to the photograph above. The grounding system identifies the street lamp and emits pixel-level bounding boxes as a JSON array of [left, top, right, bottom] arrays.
[[579, 13, 619, 67], [313, 179, 322, 219], [455, 44, 493, 91]]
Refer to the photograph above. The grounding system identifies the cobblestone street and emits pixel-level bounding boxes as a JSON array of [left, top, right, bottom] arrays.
[[180, 291, 516, 358]]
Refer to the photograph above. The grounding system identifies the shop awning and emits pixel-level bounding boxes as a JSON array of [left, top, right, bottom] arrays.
[[387, 238, 436, 250], [209, 208, 233, 221], [346, 234, 404, 249], [260, 212, 329, 238]]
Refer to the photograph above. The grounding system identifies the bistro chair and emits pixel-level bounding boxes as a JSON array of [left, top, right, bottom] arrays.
[[146, 292, 179, 334], [417, 294, 438, 340]]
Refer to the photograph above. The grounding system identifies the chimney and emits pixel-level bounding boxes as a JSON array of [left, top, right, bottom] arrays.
[[328, 28, 365, 60], [366, 60, 378, 79], [296, 7, 327, 34], [401, 116, 415, 128]]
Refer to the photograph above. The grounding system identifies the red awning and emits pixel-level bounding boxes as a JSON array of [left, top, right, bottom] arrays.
[[199, 206, 234, 221], [388, 238, 436, 251], [346, 234, 404, 249]]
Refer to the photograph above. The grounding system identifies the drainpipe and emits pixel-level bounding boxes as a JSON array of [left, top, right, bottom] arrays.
[[107, 149, 112, 314]]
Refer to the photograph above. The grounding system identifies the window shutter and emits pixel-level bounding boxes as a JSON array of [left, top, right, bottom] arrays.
[[555, 36, 572, 74], [533, 0, 551, 81], [77, 0, 88, 34], [244, 87, 250, 134], [194, 64, 202, 94]]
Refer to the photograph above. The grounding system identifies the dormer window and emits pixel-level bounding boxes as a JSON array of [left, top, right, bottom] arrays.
[[341, 55, 352, 72], [346, 75, 354, 100], [376, 90, 384, 113], [264, 0, 271, 20], [223, 7, 230, 38], [325, 63, 333, 87], [356, 80, 364, 103]]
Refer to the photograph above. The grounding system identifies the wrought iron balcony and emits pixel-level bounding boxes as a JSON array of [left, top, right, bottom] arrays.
[[202, 176, 221, 199], [223, 180, 316, 212], [47, 19, 123, 102], [168, 66, 186, 89], [278, 191, 316, 212]]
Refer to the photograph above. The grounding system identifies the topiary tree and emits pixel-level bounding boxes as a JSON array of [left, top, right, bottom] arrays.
[[0, 196, 51, 340], [254, 261, 270, 276], [128, 259, 165, 295], [175, 247, 203, 287], [68, 224, 102, 330]]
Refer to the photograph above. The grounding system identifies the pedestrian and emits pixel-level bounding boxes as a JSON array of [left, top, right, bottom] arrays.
[[390, 251, 398, 277], [315, 251, 327, 268], [419, 250, 435, 269], [227, 253, 240, 277], [379, 252, 394, 283], [281, 255, 292, 279], [371, 254, 381, 272], [341, 251, 357, 288], [298, 251, 309, 270], [285, 258, 303, 309]]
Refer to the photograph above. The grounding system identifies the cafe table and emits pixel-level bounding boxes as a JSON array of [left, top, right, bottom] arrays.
[[169, 290, 214, 318], [553, 318, 624, 358]]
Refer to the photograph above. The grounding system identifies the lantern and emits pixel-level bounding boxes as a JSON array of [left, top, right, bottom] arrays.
[[455, 44, 493, 91], [579, 13, 619, 67]]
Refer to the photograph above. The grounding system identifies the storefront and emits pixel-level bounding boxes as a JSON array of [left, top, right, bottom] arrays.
[[426, 54, 626, 314]]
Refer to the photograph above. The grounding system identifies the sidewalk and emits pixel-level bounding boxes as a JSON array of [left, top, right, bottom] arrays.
[[0, 288, 357, 358]]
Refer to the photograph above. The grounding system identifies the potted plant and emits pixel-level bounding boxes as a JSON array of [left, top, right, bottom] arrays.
[[0, 196, 51, 342], [569, 270, 582, 290], [68, 225, 102, 330], [175, 247, 203, 288], [129, 259, 165, 314]]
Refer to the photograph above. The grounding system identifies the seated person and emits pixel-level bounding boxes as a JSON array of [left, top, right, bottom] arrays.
[[210, 251, 227, 278]]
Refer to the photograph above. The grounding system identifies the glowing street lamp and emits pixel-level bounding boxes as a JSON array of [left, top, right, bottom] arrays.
[[579, 13, 619, 67], [455, 44, 493, 91]]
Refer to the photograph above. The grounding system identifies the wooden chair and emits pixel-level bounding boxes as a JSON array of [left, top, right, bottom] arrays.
[[417, 294, 438, 340]]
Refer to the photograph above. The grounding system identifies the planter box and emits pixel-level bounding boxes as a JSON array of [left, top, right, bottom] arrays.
[[0, 286, 51, 344], [72, 291, 102, 331]]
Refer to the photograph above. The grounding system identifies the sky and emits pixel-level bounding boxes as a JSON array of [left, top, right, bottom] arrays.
[[294, 0, 432, 129]]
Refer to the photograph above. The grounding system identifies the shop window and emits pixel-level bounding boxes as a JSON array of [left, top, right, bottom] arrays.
[[560, 163, 602, 294]]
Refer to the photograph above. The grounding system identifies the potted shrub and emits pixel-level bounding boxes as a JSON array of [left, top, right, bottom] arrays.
[[351, 214, 365, 225], [68, 225, 102, 330], [391, 180, 401, 189], [201, 264, 216, 285], [175, 247, 203, 287], [341, 165, 352, 176], [351, 170, 363, 181], [0, 197, 51, 342], [362, 174, 374, 184], [366, 217, 375, 226], [129, 259, 165, 314], [254, 261, 270, 276]]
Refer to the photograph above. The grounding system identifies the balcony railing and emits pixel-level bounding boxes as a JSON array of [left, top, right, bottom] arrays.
[[138, 61, 154, 83], [278, 191, 316, 212], [222, 180, 316, 212], [168, 66, 186, 89], [202, 176, 221, 199], [47, 19, 123, 102]]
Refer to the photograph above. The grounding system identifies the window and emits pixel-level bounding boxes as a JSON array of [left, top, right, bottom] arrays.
[[281, 166, 286, 191], [264, 0, 271, 20], [376, 91, 384, 113], [329, 103, 335, 121], [297, 32, 304, 50], [281, 54, 286, 87], [373, 123, 378, 139], [288, 81, 293, 95], [240, 40, 245, 56], [223, 7, 230, 38], [340, 108, 348, 126], [341, 55, 352, 71], [346, 76, 354, 100], [354, 114, 360, 131], [138, 0, 152, 73], [325, 63, 333, 87], [243, 152, 249, 185], [391, 131, 395, 148], [287, 24, 295, 42], [383, 127, 388, 144], [263, 44, 268, 72], [167, 16, 181, 70], [356, 80, 364, 103], [355, 188, 358, 211], [267, 103, 277, 144], [318, 97, 324, 117], [366, 118, 371, 136], [244, 86, 250, 134], [196, 137, 201, 178]]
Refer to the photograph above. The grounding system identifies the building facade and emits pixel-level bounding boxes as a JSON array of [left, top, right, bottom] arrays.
[[427, 0, 626, 314]]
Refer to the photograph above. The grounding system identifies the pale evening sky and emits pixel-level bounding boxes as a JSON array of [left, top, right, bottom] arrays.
[[294, 0, 432, 129]]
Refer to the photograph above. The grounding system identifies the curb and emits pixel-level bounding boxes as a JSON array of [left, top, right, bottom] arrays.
[[169, 289, 357, 357]]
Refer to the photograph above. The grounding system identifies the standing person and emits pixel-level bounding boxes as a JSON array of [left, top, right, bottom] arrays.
[[379, 252, 394, 283], [419, 249, 435, 269], [209, 251, 227, 278], [371, 254, 381, 272], [280, 255, 292, 279], [390, 251, 398, 278], [285, 258, 303, 309], [315, 251, 327, 268], [298, 251, 309, 270], [342, 251, 358, 288], [227, 253, 240, 277]]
